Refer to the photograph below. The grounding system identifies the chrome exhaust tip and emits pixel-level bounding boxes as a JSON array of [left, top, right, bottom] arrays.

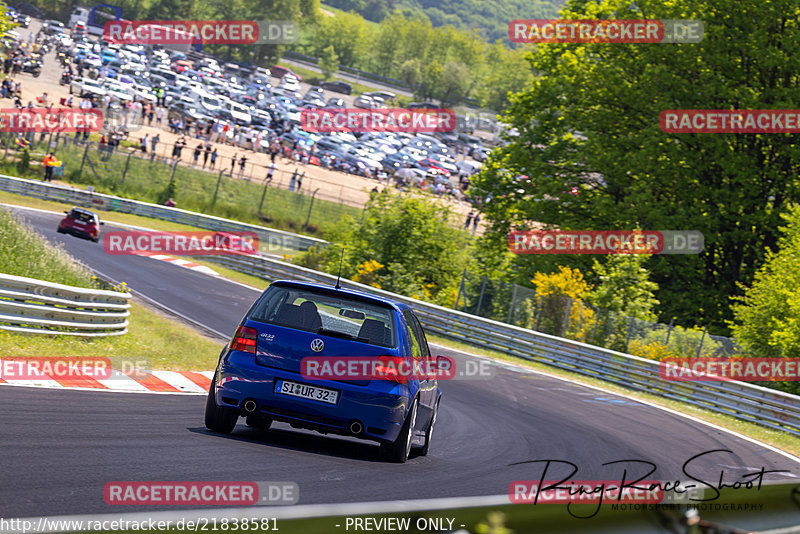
[[348, 420, 363, 435]]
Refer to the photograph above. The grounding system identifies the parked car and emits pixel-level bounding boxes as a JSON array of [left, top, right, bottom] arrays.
[[11, 11, 31, 27], [320, 80, 352, 95], [40, 19, 65, 35], [270, 65, 301, 81], [205, 280, 442, 463], [57, 207, 103, 242], [354, 95, 375, 109], [70, 77, 107, 98]]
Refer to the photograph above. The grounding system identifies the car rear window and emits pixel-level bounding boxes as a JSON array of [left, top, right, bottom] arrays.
[[70, 210, 94, 223], [249, 286, 397, 348]]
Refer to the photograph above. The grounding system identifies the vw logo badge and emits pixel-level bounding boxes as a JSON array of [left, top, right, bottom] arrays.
[[310, 339, 325, 352]]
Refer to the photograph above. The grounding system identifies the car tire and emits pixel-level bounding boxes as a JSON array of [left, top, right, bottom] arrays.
[[56, 227, 65, 233], [417, 397, 439, 456], [204, 374, 238, 434], [381, 397, 418, 463]]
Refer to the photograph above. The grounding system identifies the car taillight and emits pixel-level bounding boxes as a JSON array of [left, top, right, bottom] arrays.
[[373, 355, 408, 384], [230, 325, 257, 353]]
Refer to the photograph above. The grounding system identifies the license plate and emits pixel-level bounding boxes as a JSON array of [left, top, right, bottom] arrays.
[[275, 380, 339, 405]]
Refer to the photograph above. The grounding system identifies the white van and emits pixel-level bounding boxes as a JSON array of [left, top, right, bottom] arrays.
[[224, 99, 252, 125], [185, 88, 224, 114]]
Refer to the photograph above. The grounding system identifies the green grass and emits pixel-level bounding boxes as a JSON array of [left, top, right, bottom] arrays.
[[0, 203, 225, 370], [427, 332, 800, 457], [0, 206, 96, 288], [0, 141, 360, 237], [0, 301, 224, 371]]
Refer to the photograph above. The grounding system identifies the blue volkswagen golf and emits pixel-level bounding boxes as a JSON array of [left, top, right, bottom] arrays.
[[205, 280, 442, 463]]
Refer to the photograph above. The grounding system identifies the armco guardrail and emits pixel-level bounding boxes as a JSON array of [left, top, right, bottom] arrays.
[[0, 273, 131, 337], [201, 253, 800, 437], [0, 175, 328, 252]]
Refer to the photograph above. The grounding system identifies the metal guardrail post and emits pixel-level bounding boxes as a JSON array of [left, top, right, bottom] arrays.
[[475, 276, 487, 316], [666, 317, 674, 345], [303, 188, 320, 231], [78, 141, 90, 178], [169, 159, 179, 186], [625, 315, 635, 352], [211, 169, 224, 209], [454, 268, 466, 310], [697, 325, 707, 357], [4, 132, 12, 160], [507, 283, 518, 323], [120, 150, 134, 185]]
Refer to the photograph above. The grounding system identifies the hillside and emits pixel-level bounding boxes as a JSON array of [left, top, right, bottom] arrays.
[[321, 0, 567, 43]]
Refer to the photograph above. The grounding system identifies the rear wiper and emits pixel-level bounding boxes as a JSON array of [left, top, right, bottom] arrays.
[[317, 328, 355, 340]]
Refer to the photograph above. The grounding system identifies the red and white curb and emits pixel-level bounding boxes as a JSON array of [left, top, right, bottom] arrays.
[[0, 369, 214, 394], [130, 251, 220, 276]]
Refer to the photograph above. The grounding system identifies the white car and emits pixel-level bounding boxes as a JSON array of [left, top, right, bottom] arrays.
[[132, 84, 157, 103], [70, 77, 107, 98], [103, 79, 133, 97], [279, 75, 301, 93], [82, 54, 103, 69]]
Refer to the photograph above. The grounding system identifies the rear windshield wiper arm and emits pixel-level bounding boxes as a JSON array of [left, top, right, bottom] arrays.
[[317, 327, 356, 340]]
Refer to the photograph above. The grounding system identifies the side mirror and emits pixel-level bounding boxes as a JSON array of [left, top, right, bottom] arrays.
[[64, 211, 69, 214]]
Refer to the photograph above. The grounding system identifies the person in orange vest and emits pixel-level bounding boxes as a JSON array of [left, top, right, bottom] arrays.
[[42, 152, 60, 182]]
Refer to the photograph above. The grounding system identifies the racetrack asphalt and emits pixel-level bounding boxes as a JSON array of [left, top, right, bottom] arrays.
[[1, 205, 797, 519]]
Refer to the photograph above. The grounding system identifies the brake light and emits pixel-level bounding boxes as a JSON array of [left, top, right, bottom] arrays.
[[230, 325, 257, 353], [373, 355, 408, 384]]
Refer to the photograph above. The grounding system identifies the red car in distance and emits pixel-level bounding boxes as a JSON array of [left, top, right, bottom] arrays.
[[57, 207, 103, 242]]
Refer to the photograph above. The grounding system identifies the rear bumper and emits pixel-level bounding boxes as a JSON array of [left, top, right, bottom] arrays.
[[216, 351, 411, 443], [61, 225, 97, 240]]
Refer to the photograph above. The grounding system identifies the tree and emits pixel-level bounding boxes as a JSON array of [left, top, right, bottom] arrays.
[[146, 0, 195, 20], [400, 58, 423, 95], [587, 254, 659, 321], [308, 12, 367, 67], [479, 41, 535, 111], [432, 60, 470, 107], [319, 45, 339, 80], [531, 265, 594, 338], [730, 206, 800, 357], [298, 191, 470, 304], [471, 0, 800, 332]]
